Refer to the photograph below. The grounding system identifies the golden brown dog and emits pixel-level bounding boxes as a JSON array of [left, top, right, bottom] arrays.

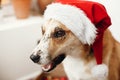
[[30, 19, 120, 80]]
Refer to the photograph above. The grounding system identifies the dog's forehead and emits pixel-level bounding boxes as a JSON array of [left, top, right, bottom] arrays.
[[43, 19, 69, 33], [44, 19, 61, 31]]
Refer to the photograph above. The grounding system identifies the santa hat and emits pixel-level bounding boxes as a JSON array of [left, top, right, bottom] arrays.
[[44, 0, 111, 79]]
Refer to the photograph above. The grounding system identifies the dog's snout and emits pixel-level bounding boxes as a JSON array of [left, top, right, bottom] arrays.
[[30, 54, 40, 63]]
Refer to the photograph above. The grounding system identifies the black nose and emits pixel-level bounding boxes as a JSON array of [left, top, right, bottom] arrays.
[[30, 54, 40, 63]]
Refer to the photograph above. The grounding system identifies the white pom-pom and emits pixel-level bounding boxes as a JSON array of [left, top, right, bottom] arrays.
[[91, 64, 108, 80]]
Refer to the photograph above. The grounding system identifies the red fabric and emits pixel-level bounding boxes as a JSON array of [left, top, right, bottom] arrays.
[[55, 0, 111, 64]]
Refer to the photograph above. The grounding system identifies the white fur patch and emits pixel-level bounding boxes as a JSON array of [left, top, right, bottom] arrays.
[[32, 34, 50, 65], [44, 3, 97, 45], [62, 55, 96, 80]]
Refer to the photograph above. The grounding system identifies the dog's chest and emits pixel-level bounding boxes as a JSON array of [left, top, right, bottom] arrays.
[[62, 55, 96, 80]]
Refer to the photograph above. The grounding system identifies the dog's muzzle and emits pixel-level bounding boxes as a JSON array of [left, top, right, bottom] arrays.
[[30, 54, 40, 63], [30, 52, 66, 72], [41, 54, 66, 72]]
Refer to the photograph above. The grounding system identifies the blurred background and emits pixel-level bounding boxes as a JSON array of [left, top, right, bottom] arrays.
[[0, 0, 120, 80]]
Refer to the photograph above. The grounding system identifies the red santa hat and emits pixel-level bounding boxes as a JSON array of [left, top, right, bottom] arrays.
[[44, 0, 111, 79]]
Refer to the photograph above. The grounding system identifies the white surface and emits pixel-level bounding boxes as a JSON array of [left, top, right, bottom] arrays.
[[0, 10, 3, 22], [0, 16, 43, 31], [17, 71, 41, 80], [0, 16, 43, 80], [90, 0, 120, 42]]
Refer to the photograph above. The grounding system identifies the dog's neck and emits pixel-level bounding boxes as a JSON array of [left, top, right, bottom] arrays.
[[62, 53, 96, 80], [62, 44, 96, 80]]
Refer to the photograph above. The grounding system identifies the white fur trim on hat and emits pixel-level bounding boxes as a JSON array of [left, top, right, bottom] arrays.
[[91, 64, 108, 80], [44, 3, 97, 45]]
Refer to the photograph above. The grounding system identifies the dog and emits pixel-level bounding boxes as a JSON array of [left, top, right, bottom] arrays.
[[30, 19, 120, 80], [30, 1, 120, 80]]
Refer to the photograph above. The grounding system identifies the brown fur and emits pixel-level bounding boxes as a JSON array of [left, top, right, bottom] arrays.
[[103, 30, 120, 80]]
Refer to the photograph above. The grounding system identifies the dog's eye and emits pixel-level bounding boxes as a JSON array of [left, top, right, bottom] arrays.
[[54, 30, 65, 38]]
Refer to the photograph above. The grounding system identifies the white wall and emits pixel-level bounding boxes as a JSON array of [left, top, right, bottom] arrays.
[[0, 16, 43, 80], [90, 0, 120, 42]]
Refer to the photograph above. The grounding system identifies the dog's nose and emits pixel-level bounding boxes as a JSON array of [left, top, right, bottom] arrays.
[[30, 54, 40, 63]]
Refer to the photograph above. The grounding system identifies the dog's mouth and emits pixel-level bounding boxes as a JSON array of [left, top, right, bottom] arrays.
[[41, 54, 66, 72]]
